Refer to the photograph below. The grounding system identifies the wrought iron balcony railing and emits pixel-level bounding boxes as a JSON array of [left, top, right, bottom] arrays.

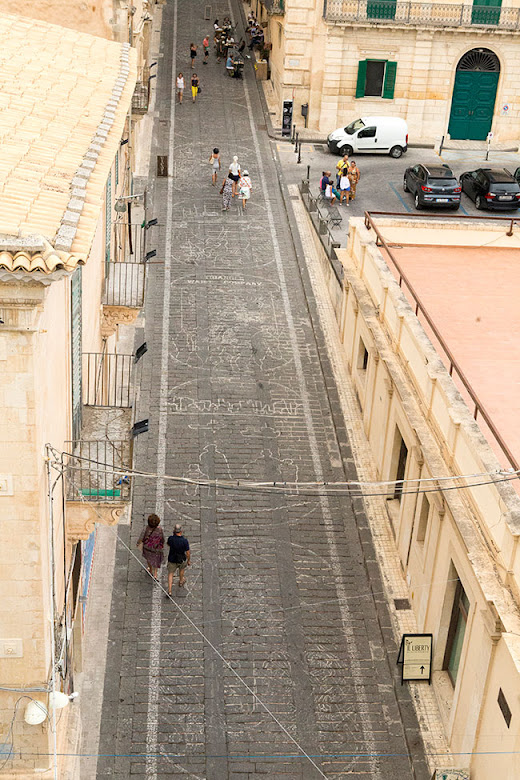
[[113, 221, 146, 264], [323, 0, 520, 29], [103, 261, 146, 309], [64, 439, 132, 502], [83, 352, 134, 408], [132, 67, 150, 115]]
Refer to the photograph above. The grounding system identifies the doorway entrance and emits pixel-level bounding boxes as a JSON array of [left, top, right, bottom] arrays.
[[448, 48, 500, 141]]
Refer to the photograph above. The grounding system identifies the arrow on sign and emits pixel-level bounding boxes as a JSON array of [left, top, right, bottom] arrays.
[[420, 666, 425, 674]]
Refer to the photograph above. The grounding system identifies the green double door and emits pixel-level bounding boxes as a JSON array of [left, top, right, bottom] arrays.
[[471, 0, 501, 25], [448, 70, 499, 141]]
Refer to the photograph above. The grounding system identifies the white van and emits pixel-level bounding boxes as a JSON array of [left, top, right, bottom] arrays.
[[327, 116, 408, 158]]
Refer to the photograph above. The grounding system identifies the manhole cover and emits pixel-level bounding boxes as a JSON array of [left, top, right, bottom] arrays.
[[394, 598, 411, 611], [257, 123, 267, 130]]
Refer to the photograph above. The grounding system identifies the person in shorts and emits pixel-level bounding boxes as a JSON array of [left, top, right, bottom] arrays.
[[167, 524, 190, 593]]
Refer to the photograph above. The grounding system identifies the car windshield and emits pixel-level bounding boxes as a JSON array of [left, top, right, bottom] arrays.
[[428, 178, 458, 187], [344, 119, 365, 135]]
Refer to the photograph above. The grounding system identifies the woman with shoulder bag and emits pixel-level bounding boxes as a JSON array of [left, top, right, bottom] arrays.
[[137, 514, 165, 580]]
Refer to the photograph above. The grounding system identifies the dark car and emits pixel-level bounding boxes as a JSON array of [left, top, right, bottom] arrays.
[[460, 168, 520, 210], [403, 164, 461, 210]]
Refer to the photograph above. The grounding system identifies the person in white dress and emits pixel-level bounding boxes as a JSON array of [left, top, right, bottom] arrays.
[[239, 171, 252, 210], [176, 72, 184, 104]]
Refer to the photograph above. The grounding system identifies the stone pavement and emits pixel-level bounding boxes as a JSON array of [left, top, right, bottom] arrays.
[[93, 0, 430, 778]]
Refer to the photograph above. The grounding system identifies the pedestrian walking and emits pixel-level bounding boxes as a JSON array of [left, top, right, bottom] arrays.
[[339, 170, 351, 206], [191, 73, 200, 102], [336, 153, 349, 188], [190, 42, 197, 68], [239, 170, 252, 210], [348, 160, 360, 201], [137, 514, 165, 580], [167, 524, 191, 593], [209, 147, 221, 185], [176, 72, 184, 104], [220, 174, 234, 210], [228, 155, 241, 197], [203, 35, 210, 64]]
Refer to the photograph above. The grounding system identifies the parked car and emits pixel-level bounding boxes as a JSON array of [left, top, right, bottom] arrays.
[[327, 116, 408, 158], [459, 168, 520, 210], [403, 163, 461, 210]]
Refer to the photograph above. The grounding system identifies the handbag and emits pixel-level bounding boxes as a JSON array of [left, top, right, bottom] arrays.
[[197, 85, 202, 94]]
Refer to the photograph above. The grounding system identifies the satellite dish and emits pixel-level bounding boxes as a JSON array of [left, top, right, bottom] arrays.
[[24, 700, 48, 725]]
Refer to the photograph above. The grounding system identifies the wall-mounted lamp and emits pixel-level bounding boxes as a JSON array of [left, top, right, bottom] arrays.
[[114, 193, 145, 213]]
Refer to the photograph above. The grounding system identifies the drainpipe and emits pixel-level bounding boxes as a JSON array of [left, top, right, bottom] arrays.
[[45, 446, 59, 780]]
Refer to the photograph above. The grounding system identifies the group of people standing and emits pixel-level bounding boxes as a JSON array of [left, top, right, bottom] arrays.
[[209, 149, 253, 211], [319, 154, 361, 206], [137, 514, 191, 596]]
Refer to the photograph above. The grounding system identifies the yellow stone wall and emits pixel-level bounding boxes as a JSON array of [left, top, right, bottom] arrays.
[[0, 0, 113, 38], [265, 0, 520, 143], [323, 217, 520, 777]]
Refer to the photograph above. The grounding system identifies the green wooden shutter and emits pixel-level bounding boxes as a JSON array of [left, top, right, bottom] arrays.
[[356, 60, 367, 98], [115, 150, 119, 187], [71, 268, 83, 440], [383, 61, 397, 99], [105, 171, 112, 277]]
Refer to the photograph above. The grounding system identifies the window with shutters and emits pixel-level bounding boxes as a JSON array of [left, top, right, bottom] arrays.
[[71, 268, 83, 441], [105, 171, 112, 277], [356, 60, 397, 99], [115, 150, 119, 187], [443, 579, 470, 685]]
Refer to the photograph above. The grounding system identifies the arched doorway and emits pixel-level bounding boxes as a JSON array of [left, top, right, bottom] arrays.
[[448, 48, 500, 141]]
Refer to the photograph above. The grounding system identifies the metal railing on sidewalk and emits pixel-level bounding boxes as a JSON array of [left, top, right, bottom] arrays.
[[299, 181, 344, 285]]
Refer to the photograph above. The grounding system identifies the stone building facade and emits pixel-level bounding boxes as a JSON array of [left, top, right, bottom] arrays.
[[0, 14, 140, 778], [253, 0, 520, 144], [305, 205, 520, 777]]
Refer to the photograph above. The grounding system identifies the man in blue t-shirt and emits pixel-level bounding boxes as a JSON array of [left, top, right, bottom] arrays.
[[167, 524, 191, 594]]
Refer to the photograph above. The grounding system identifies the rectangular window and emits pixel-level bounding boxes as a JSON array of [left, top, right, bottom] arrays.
[[416, 495, 430, 544], [498, 688, 512, 728], [443, 579, 469, 685], [392, 427, 408, 502], [356, 60, 397, 100], [357, 337, 369, 372]]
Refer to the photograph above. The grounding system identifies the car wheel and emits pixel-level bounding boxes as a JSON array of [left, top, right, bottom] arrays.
[[403, 176, 409, 192], [390, 145, 403, 159], [475, 194, 484, 210], [339, 144, 353, 157], [414, 192, 421, 210]]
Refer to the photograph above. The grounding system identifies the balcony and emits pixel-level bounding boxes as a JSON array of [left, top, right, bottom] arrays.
[[102, 261, 146, 336], [83, 352, 134, 408], [64, 437, 132, 543], [323, 0, 520, 29], [132, 67, 151, 116]]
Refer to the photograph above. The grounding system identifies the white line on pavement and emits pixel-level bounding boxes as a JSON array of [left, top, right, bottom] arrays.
[[147, 0, 178, 777], [228, 2, 382, 777]]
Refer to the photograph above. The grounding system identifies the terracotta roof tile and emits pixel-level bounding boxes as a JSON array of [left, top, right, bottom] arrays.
[[0, 12, 136, 275]]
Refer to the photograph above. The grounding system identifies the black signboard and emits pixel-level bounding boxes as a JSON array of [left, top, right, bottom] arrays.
[[282, 99, 293, 137]]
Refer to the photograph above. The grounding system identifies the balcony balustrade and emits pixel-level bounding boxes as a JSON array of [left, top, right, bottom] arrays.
[[83, 352, 134, 408], [323, 0, 520, 29]]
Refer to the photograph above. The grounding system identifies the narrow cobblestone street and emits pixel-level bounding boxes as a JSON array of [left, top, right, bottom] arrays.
[[95, 1, 429, 777]]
